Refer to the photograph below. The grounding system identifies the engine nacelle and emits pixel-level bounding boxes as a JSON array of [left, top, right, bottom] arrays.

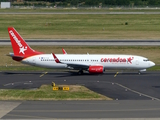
[[88, 66, 104, 74]]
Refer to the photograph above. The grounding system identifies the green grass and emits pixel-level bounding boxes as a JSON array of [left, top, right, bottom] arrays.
[[1, 8, 160, 13], [0, 9, 160, 70], [148, 65, 160, 71], [0, 14, 160, 39], [0, 85, 111, 100]]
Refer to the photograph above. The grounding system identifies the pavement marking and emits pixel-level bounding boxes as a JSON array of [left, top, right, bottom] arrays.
[[40, 72, 48, 77], [100, 80, 160, 100], [114, 72, 119, 77], [115, 83, 160, 101], [3, 81, 33, 86], [24, 83, 33, 85], [3, 83, 14, 86], [6, 113, 50, 119], [0, 101, 21, 118]]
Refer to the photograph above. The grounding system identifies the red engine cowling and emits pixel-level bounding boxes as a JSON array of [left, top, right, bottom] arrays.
[[88, 66, 104, 74]]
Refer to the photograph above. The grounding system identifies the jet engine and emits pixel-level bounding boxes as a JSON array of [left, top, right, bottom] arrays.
[[88, 66, 104, 74]]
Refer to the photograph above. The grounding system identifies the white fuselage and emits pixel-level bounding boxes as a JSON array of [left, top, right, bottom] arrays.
[[21, 54, 155, 71]]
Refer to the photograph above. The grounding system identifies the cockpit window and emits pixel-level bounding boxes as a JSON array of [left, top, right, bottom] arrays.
[[143, 59, 149, 62]]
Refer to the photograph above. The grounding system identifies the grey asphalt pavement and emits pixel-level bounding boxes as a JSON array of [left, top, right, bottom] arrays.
[[1, 71, 160, 100], [1, 39, 160, 46], [1, 71, 160, 119], [1, 100, 160, 119]]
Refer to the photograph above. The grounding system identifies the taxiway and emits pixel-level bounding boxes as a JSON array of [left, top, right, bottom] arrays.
[[1, 71, 160, 119], [1, 71, 160, 100]]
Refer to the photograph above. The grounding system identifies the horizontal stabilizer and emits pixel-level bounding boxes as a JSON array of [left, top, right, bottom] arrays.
[[12, 55, 24, 61]]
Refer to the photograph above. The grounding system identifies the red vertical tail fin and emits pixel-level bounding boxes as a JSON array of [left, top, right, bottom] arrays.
[[8, 27, 43, 58]]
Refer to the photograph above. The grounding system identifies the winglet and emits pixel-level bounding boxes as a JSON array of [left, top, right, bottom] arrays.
[[62, 48, 67, 54], [52, 53, 61, 63]]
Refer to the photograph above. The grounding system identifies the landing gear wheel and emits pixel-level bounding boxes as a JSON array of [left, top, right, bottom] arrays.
[[78, 70, 83, 75], [138, 71, 141, 75]]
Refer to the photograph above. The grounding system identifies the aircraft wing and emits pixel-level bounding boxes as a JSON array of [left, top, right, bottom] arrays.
[[52, 53, 89, 70], [64, 63, 89, 70]]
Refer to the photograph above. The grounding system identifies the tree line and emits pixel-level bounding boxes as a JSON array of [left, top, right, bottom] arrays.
[[1, 0, 160, 7]]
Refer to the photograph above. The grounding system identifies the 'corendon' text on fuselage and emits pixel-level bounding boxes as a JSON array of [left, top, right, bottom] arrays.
[[101, 57, 134, 64]]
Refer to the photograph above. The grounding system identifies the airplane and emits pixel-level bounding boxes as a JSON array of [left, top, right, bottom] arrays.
[[8, 27, 155, 74]]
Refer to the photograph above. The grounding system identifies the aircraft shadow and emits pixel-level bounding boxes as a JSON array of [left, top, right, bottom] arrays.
[[1, 71, 151, 77], [2, 71, 43, 75], [53, 71, 149, 78]]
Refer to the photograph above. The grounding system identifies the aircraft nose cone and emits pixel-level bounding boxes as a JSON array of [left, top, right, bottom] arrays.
[[150, 61, 155, 67]]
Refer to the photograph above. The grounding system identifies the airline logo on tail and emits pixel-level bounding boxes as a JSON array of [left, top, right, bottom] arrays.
[[19, 46, 27, 54], [9, 30, 27, 55]]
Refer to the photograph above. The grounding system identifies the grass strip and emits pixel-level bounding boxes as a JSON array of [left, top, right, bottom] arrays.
[[1, 8, 160, 13], [0, 85, 111, 100], [0, 14, 160, 39]]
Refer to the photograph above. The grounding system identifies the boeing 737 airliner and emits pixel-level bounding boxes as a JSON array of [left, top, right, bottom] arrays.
[[8, 27, 155, 74]]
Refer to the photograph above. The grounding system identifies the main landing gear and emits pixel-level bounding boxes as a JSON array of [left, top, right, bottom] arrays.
[[138, 69, 146, 75], [78, 70, 83, 75], [138, 71, 141, 75]]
